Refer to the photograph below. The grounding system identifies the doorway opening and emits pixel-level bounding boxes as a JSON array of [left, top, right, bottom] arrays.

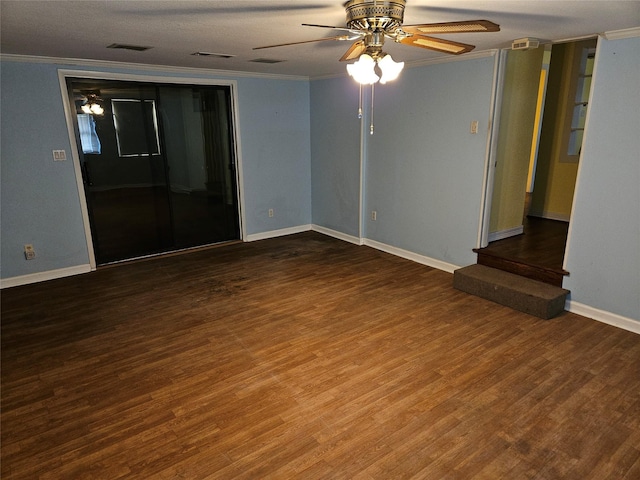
[[67, 78, 241, 265], [484, 38, 597, 280]]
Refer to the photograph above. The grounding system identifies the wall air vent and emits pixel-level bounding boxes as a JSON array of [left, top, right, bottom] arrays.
[[107, 43, 153, 52], [191, 52, 236, 59], [249, 58, 285, 64], [512, 38, 540, 50]]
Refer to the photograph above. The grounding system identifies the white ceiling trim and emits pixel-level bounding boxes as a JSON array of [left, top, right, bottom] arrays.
[[405, 48, 498, 70], [0, 53, 310, 82], [604, 26, 640, 40]]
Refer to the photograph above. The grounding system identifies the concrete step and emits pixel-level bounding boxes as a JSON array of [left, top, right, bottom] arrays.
[[453, 264, 569, 319]]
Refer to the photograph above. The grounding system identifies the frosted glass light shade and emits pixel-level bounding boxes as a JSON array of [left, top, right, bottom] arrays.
[[90, 103, 104, 115], [378, 54, 404, 84], [346, 54, 379, 85]]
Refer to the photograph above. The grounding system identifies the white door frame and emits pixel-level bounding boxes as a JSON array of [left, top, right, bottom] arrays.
[[477, 49, 508, 249]]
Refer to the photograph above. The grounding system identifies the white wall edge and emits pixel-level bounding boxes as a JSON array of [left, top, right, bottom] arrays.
[[488, 225, 524, 242], [363, 239, 460, 274], [604, 26, 640, 40], [57, 69, 97, 270], [406, 49, 498, 70], [1, 264, 92, 289], [478, 49, 506, 249], [566, 300, 640, 335], [245, 225, 312, 242], [312, 225, 363, 245]]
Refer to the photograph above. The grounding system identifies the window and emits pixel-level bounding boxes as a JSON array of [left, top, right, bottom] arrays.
[[77, 114, 101, 154], [112, 99, 161, 157]]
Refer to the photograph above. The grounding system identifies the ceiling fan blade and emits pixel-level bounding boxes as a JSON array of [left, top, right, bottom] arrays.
[[399, 35, 475, 55], [253, 35, 351, 50], [339, 41, 367, 62], [302, 23, 364, 37], [302, 23, 351, 32], [403, 20, 500, 34]]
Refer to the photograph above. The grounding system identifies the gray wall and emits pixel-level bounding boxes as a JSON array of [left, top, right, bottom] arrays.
[[1, 62, 92, 277], [236, 77, 311, 235], [364, 55, 497, 268], [563, 36, 640, 322], [0, 60, 311, 279], [310, 76, 363, 238], [2, 35, 639, 328]]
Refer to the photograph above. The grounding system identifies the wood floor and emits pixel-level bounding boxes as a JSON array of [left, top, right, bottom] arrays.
[[475, 217, 570, 286], [2, 232, 639, 479], [481, 216, 569, 271]]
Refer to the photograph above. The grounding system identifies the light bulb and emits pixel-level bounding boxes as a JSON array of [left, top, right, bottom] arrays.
[[81, 104, 92, 114], [90, 103, 104, 115], [347, 54, 380, 85], [378, 54, 404, 84]]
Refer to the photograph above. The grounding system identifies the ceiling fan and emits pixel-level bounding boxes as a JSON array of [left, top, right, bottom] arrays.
[[254, 0, 500, 63], [254, 1, 500, 133]]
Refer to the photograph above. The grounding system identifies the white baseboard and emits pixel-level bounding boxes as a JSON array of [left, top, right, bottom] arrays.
[[311, 225, 363, 245], [528, 210, 571, 222], [363, 238, 460, 274], [4, 233, 635, 337], [1, 264, 92, 289], [244, 224, 312, 242], [308, 227, 459, 273], [566, 300, 640, 335], [488, 225, 524, 242]]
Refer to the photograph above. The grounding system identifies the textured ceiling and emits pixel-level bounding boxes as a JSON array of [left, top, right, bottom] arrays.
[[1, 1, 639, 78]]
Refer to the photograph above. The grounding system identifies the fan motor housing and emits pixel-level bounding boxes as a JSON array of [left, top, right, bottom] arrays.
[[345, 0, 406, 32]]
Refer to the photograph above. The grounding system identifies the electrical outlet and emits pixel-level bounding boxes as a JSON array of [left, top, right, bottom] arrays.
[[470, 120, 479, 134], [24, 244, 36, 260], [371, 210, 377, 221], [268, 208, 274, 218]]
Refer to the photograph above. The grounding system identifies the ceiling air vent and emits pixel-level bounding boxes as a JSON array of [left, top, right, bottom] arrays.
[[249, 58, 285, 64], [107, 43, 153, 52], [512, 38, 540, 50], [191, 52, 236, 59]]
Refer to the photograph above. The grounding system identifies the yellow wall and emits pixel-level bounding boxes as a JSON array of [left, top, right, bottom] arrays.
[[530, 39, 597, 220], [489, 47, 545, 234]]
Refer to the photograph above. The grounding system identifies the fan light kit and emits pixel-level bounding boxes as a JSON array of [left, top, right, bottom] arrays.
[[80, 93, 104, 116], [346, 53, 404, 85], [254, 0, 500, 132]]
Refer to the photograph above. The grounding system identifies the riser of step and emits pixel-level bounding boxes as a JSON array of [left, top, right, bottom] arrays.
[[473, 249, 568, 287], [453, 264, 569, 319]]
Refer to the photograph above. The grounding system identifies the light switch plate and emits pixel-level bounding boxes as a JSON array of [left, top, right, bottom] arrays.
[[53, 149, 67, 161]]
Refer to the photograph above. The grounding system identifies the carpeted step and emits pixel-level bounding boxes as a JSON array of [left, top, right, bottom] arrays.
[[453, 264, 569, 319]]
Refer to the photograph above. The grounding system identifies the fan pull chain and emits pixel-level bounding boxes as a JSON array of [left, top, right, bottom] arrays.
[[370, 83, 375, 135], [357, 83, 363, 119]]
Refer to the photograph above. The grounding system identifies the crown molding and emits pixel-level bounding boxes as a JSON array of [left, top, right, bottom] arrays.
[[0, 54, 310, 82], [604, 26, 640, 40], [405, 48, 498, 69]]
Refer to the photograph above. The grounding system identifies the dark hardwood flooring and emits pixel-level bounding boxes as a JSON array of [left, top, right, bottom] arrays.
[[474, 216, 570, 286], [481, 216, 569, 272], [2, 232, 639, 479]]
